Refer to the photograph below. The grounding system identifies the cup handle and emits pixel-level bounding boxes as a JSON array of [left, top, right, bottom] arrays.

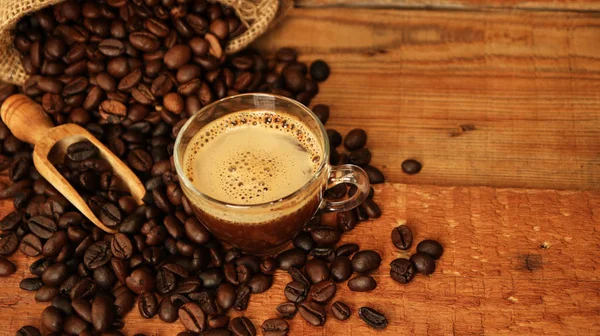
[[321, 164, 371, 212]]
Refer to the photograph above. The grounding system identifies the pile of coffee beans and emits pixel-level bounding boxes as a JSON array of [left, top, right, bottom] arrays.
[[390, 225, 443, 284], [0, 0, 401, 334]]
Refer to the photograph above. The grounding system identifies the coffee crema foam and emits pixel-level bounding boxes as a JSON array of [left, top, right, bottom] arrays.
[[183, 109, 322, 205]]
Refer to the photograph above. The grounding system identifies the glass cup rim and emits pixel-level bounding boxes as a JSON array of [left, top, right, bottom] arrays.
[[173, 93, 331, 209]]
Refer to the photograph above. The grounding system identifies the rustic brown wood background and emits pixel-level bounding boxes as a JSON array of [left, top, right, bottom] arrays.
[[2, 2, 600, 336]]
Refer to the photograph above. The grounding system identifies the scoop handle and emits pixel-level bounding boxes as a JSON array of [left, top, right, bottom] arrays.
[[1, 94, 54, 145]]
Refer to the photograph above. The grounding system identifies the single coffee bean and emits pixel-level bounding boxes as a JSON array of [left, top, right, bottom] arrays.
[[111, 233, 133, 259], [261, 318, 288, 336], [344, 129, 367, 150], [139, 291, 159, 319], [410, 252, 436, 275], [15, 326, 41, 336], [358, 307, 388, 330], [292, 231, 314, 253], [351, 250, 382, 274], [63, 314, 88, 335], [326, 183, 346, 199], [207, 314, 229, 329], [66, 141, 98, 162], [348, 275, 377, 292], [402, 159, 422, 174], [326, 129, 342, 148], [70, 277, 97, 301], [363, 165, 385, 184], [348, 148, 372, 166], [229, 316, 256, 336], [28, 216, 58, 239], [165, 45, 192, 69], [310, 59, 330, 82], [311, 227, 340, 246], [305, 258, 330, 284], [0, 231, 19, 255], [287, 267, 309, 287], [128, 148, 153, 172], [188, 291, 217, 316], [0, 255, 16, 276], [198, 268, 224, 289], [335, 243, 359, 257], [284, 281, 308, 303], [390, 258, 416, 284], [42, 262, 69, 286], [72, 298, 92, 323], [92, 294, 115, 332], [312, 104, 329, 124], [30, 257, 54, 277], [100, 202, 122, 227], [391, 225, 413, 250], [247, 273, 272, 294], [216, 283, 236, 311], [114, 287, 135, 317], [63, 76, 89, 96], [129, 31, 160, 52], [310, 279, 336, 303], [126, 267, 155, 294], [158, 295, 179, 323], [98, 39, 125, 57], [99, 99, 127, 123], [417, 240, 444, 259], [276, 248, 307, 270], [360, 199, 382, 219], [259, 257, 278, 275], [310, 247, 335, 262], [336, 210, 357, 232], [298, 301, 326, 326], [331, 301, 351, 321], [93, 266, 116, 288], [41, 306, 64, 332], [330, 256, 352, 283], [35, 285, 59, 302], [179, 302, 206, 333], [20, 277, 43, 291], [276, 302, 297, 319], [234, 285, 251, 311], [0, 210, 22, 231], [84, 241, 112, 269]]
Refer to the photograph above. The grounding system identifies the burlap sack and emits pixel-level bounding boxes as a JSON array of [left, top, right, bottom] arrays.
[[0, 0, 293, 86]]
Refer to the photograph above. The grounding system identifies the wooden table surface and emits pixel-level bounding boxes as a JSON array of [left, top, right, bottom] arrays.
[[2, 3, 600, 336]]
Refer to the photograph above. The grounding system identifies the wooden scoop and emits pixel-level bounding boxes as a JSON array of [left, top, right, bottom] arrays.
[[1, 94, 145, 233]]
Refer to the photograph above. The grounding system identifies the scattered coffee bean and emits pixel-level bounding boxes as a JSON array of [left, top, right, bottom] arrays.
[[330, 256, 352, 283], [179, 302, 206, 333], [298, 301, 326, 326], [410, 252, 436, 275], [310, 60, 330, 82], [331, 301, 351, 321], [0, 256, 16, 276], [229, 316, 255, 336], [348, 275, 377, 292], [390, 258, 416, 284], [351, 250, 382, 274], [284, 281, 308, 303], [305, 258, 330, 283], [261, 318, 289, 336], [276, 302, 297, 319], [391, 225, 413, 250], [310, 279, 336, 303], [276, 248, 307, 270], [363, 165, 385, 184], [402, 159, 422, 174], [417, 240, 444, 259], [344, 129, 367, 150], [358, 307, 388, 330], [335, 243, 359, 257]]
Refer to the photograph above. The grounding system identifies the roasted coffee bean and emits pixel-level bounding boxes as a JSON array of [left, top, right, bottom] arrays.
[[402, 159, 422, 174], [348, 148, 372, 166], [358, 307, 388, 330], [326, 130, 342, 149], [20, 277, 43, 291], [410, 252, 436, 275], [392, 225, 413, 250], [363, 165, 385, 184], [335, 243, 359, 257], [58, 274, 78, 296], [292, 231, 314, 253], [72, 298, 92, 323], [129, 31, 160, 52], [198, 268, 224, 289], [276, 248, 306, 270], [70, 277, 97, 301], [0, 231, 19, 255], [331, 301, 351, 321], [190, 291, 218, 315], [310, 105, 329, 125], [344, 129, 367, 150], [348, 275, 377, 292], [208, 314, 230, 329], [100, 202, 122, 227], [310, 279, 336, 303], [352, 250, 382, 274], [165, 45, 192, 69], [298, 301, 326, 326], [92, 294, 115, 332], [67, 141, 98, 162], [305, 259, 330, 284], [99, 99, 127, 123], [330, 256, 352, 283], [111, 233, 133, 259], [229, 316, 255, 336], [234, 285, 251, 311], [247, 273, 272, 294], [310, 247, 335, 262], [30, 257, 54, 277], [216, 282, 236, 311], [0, 256, 16, 276], [98, 39, 125, 57], [310, 60, 330, 82], [128, 148, 153, 172], [276, 302, 297, 319], [28, 216, 57, 239], [0, 210, 22, 231], [35, 285, 59, 302], [179, 302, 206, 333], [51, 295, 73, 316], [41, 305, 64, 332], [359, 198, 381, 219], [417, 240, 444, 259], [284, 281, 308, 303], [336, 210, 357, 232], [63, 76, 89, 96], [84, 241, 112, 269], [325, 183, 346, 199], [311, 227, 340, 246], [126, 267, 155, 294], [42, 262, 69, 286], [159, 295, 179, 323], [286, 267, 309, 288], [139, 291, 159, 318], [390, 258, 416, 284], [10, 157, 31, 181], [261, 318, 288, 336], [93, 266, 116, 288], [114, 286, 135, 317], [63, 314, 88, 335], [15, 326, 41, 336]]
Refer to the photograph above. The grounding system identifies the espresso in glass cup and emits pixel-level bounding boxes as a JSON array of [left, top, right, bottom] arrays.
[[174, 94, 370, 254]]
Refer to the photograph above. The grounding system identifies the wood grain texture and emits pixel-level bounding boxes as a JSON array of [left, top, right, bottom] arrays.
[[1, 183, 599, 335], [254, 8, 600, 190], [295, 0, 600, 11]]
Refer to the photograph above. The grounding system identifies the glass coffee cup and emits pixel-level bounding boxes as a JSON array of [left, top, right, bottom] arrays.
[[174, 93, 370, 254]]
